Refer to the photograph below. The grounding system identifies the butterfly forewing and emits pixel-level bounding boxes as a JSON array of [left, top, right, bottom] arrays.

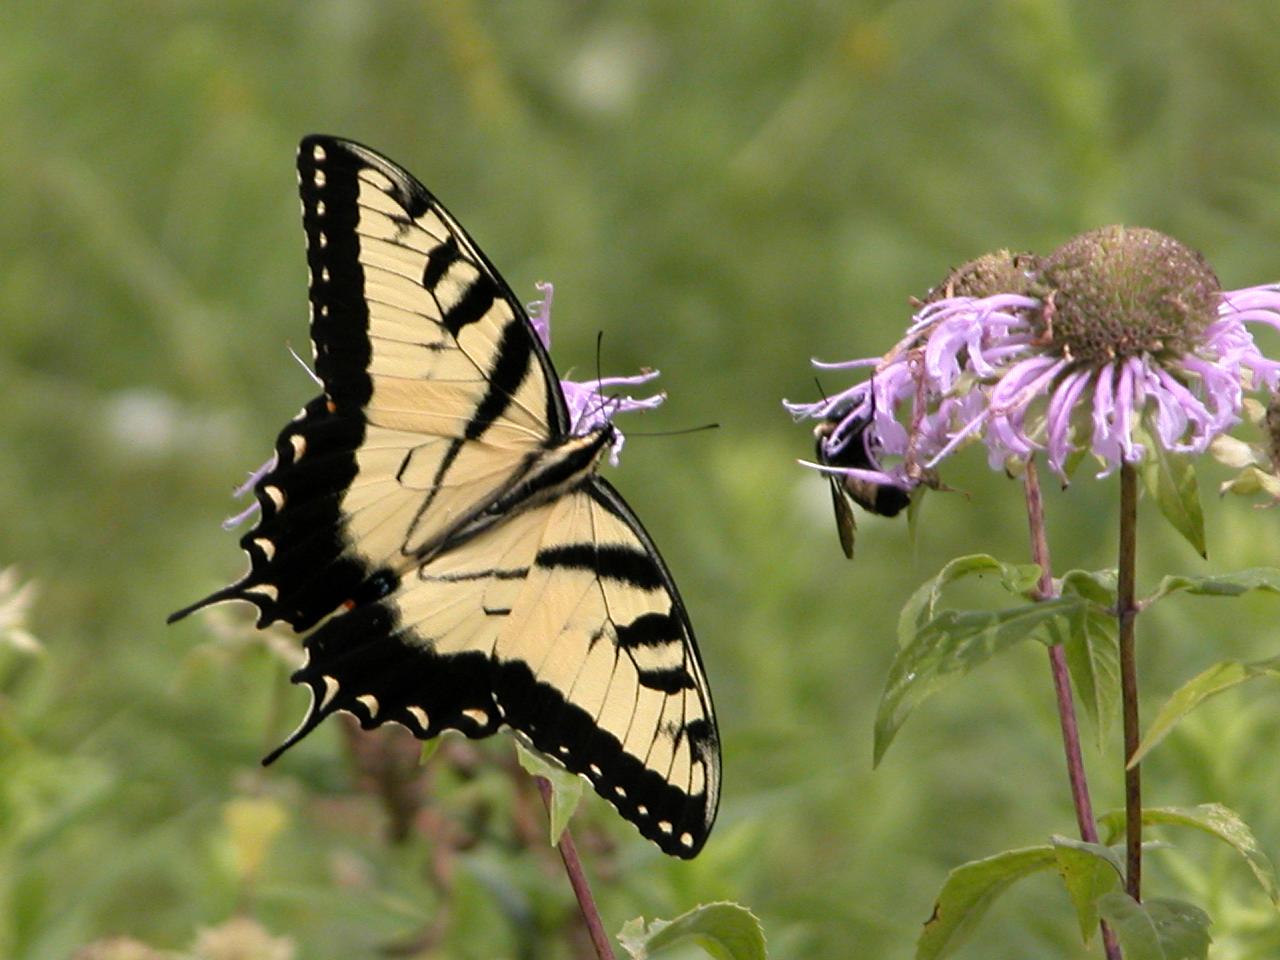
[[170, 136, 720, 858], [170, 137, 564, 630]]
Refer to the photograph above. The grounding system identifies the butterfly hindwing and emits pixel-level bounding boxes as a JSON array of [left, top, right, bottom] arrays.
[[273, 477, 719, 857], [494, 479, 719, 856], [171, 136, 721, 857]]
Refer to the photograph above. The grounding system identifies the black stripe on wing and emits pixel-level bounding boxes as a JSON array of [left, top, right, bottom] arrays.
[[256, 476, 721, 858], [587, 478, 721, 850]]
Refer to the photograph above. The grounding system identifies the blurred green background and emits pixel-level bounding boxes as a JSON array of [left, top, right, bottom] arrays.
[[6, 1, 1280, 957]]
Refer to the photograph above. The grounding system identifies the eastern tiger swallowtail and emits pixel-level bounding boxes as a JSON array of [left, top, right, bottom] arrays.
[[169, 135, 720, 858], [813, 402, 910, 559]]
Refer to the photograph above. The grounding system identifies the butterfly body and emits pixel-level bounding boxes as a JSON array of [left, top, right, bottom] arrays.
[[171, 136, 719, 857]]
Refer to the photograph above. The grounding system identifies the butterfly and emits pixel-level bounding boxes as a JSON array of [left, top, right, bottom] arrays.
[[169, 135, 720, 858], [813, 401, 910, 559]]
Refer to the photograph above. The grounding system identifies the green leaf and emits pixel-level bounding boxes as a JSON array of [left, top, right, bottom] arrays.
[[1051, 836, 1122, 942], [1061, 444, 1090, 481], [1097, 804, 1279, 905], [1131, 654, 1280, 765], [515, 739, 584, 846], [876, 596, 1082, 765], [1145, 567, 1280, 605], [895, 555, 1042, 649], [418, 738, 442, 766], [618, 902, 767, 960], [1060, 568, 1118, 606], [1053, 569, 1120, 747], [1140, 431, 1206, 557], [1062, 603, 1120, 749], [1146, 900, 1212, 960], [1096, 894, 1212, 960], [915, 846, 1057, 960], [1096, 892, 1164, 959]]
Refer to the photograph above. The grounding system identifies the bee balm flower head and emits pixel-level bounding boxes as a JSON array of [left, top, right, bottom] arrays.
[[788, 228, 1280, 493]]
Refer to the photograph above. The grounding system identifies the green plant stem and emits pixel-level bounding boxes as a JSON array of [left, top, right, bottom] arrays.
[[535, 777, 617, 960], [1023, 458, 1122, 960], [1119, 463, 1142, 901]]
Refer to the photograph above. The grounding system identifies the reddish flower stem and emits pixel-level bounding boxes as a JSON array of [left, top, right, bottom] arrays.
[[1118, 463, 1142, 901], [1023, 458, 1122, 960], [535, 777, 617, 960]]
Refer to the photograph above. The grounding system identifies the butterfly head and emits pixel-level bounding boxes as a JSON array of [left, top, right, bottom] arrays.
[[560, 373, 665, 467]]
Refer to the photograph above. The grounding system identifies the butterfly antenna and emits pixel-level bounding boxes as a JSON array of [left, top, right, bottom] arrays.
[[625, 422, 720, 440], [596, 330, 605, 391], [595, 330, 615, 420], [584, 330, 618, 429]]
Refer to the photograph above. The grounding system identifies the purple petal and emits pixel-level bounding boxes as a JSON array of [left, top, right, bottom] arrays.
[[1045, 368, 1092, 477], [1090, 364, 1124, 476], [526, 281, 554, 349]]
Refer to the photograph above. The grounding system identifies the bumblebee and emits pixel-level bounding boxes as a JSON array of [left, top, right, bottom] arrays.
[[814, 407, 910, 559]]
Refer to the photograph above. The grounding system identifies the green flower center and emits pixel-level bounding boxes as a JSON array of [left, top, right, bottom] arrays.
[[1035, 226, 1221, 366]]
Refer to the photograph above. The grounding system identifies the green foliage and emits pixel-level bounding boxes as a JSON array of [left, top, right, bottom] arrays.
[[895, 554, 1042, 649], [915, 846, 1057, 960], [1132, 654, 1280, 765], [1100, 804, 1280, 907], [1096, 893, 1211, 960], [1051, 836, 1123, 942], [618, 903, 767, 960], [1144, 567, 1280, 604], [1139, 423, 1207, 557], [1059, 570, 1121, 747], [515, 739, 585, 846], [877, 598, 1082, 764], [877, 555, 1084, 764]]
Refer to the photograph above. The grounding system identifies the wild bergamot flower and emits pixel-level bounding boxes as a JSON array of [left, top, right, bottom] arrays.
[[527, 281, 663, 463], [788, 227, 1280, 492]]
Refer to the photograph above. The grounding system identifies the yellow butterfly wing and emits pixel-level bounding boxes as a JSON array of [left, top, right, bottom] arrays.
[[171, 136, 720, 857]]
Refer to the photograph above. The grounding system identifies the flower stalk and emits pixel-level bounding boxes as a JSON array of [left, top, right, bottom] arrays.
[[535, 777, 617, 960], [1118, 463, 1142, 901], [1023, 458, 1122, 960]]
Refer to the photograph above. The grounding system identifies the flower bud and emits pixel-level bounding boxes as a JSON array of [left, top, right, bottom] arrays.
[[925, 249, 1039, 302]]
